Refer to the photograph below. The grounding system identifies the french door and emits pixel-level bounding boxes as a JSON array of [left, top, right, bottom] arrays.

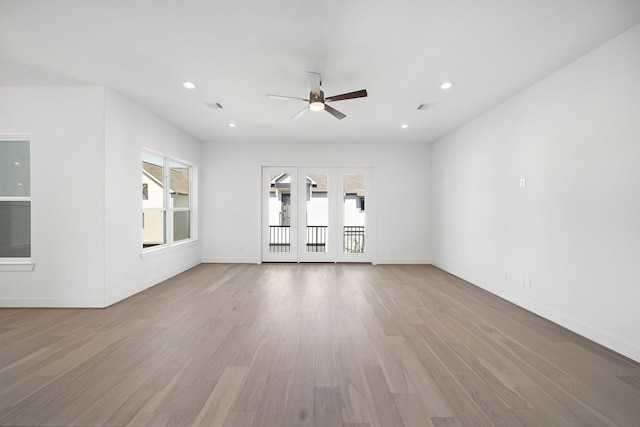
[[261, 166, 373, 263]]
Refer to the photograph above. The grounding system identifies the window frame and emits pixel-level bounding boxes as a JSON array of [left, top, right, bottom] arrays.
[[142, 150, 195, 255], [0, 134, 34, 271]]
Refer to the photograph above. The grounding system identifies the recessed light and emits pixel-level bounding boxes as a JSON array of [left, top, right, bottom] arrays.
[[14, 161, 20, 165], [228, 123, 237, 127], [441, 81, 454, 90], [401, 124, 409, 129], [181, 81, 197, 90]]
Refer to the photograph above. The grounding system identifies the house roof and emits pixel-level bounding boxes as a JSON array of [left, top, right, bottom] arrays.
[[143, 162, 189, 195], [270, 172, 364, 196], [342, 174, 365, 197], [2, 2, 639, 145]]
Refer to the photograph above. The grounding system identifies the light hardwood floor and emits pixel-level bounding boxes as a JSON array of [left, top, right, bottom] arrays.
[[1, 264, 639, 426]]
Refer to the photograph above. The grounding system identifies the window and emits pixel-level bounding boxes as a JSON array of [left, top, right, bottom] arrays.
[[142, 152, 192, 249], [0, 139, 31, 259]]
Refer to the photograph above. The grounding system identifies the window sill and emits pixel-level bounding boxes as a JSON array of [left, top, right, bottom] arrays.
[[140, 239, 198, 260], [0, 259, 36, 272]]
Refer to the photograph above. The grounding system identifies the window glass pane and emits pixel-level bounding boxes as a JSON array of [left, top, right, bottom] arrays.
[[0, 141, 30, 197], [143, 211, 165, 247], [142, 154, 164, 209], [169, 161, 190, 208], [343, 173, 365, 253], [173, 211, 190, 241], [0, 201, 31, 257]]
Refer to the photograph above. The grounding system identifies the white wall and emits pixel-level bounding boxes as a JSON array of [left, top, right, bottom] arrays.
[[0, 86, 202, 307], [103, 89, 202, 305], [0, 86, 106, 306], [202, 142, 431, 264], [431, 25, 640, 362]]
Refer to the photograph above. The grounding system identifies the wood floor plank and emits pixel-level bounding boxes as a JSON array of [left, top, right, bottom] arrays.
[[230, 339, 278, 412], [193, 365, 249, 427], [617, 374, 640, 391], [430, 417, 463, 427], [251, 370, 291, 427], [343, 312, 379, 367], [314, 334, 339, 386], [419, 356, 493, 426], [222, 411, 256, 427], [362, 365, 405, 426], [366, 326, 412, 393], [313, 386, 342, 427], [282, 311, 315, 427], [452, 369, 526, 426], [333, 337, 377, 424], [513, 385, 584, 427], [0, 263, 638, 427], [90, 388, 157, 427], [387, 336, 456, 417], [393, 393, 434, 427]]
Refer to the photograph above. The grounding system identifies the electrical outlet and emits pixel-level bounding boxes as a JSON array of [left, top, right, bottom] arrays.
[[65, 278, 72, 287], [503, 271, 508, 280], [519, 178, 526, 188]]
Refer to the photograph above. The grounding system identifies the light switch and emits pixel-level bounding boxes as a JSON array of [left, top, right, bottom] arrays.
[[519, 178, 526, 188]]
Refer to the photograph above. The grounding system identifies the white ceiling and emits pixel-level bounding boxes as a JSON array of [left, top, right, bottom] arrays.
[[2, 0, 640, 144]]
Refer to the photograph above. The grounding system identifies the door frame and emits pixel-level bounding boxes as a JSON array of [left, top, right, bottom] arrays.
[[260, 163, 376, 264]]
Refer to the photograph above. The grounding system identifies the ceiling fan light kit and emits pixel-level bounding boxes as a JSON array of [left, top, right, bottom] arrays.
[[267, 71, 367, 120], [309, 91, 325, 111]]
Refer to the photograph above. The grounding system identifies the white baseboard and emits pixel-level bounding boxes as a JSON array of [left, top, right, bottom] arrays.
[[202, 257, 260, 264], [104, 259, 202, 307], [0, 260, 203, 308], [375, 258, 431, 265], [432, 261, 640, 363], [0, 297, 104, 308]]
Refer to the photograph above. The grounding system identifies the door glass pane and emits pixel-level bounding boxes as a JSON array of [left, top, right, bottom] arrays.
[[306, 173, 328, 252], [0, 140, 30, 197], [343, 173, 365, 253], [268, 172, 291, 252], [0, 201, 31, 257]]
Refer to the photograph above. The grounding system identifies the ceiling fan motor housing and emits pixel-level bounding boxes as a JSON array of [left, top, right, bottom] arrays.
[[309, 90, 325, 111]]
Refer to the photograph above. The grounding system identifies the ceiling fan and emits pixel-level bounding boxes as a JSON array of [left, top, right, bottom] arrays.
[[266, 71, 367, 120]]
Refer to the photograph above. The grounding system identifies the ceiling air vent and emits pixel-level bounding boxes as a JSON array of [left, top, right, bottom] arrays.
[[205, 102, 224, 109], [416, 103, 435, 111]]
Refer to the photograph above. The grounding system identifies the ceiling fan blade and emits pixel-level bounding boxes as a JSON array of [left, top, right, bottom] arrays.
[[291, 106, 310, 119], [266, 94, 308, 101], [324, 104, 346, 120], [308, 71, 321, 95], [325, 89, 368, 102]]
